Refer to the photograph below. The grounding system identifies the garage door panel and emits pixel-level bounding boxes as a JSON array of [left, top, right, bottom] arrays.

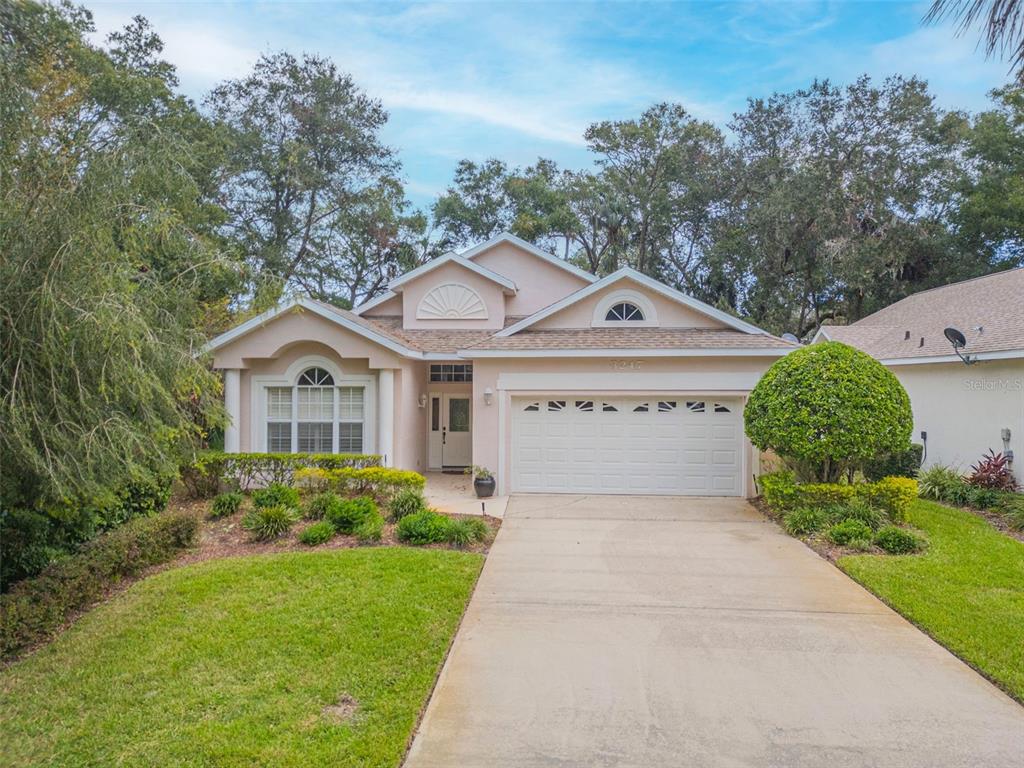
[[512, 395, 743, 496]]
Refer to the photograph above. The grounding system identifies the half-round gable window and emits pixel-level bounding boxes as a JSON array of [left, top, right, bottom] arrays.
[[605, 302, 645, 322], [297, 367, 334, 386]]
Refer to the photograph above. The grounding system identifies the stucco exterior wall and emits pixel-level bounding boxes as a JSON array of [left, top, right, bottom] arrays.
[[399, 261, 507, 329], [471, 242, 591, 316], [469, 355, 778, 497], [360, 293, 402, 316], [532, 279, 727, 329], [889, 359, 1024, 475]]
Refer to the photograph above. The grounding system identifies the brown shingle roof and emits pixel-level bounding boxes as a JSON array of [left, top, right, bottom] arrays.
[[462, 327, 796, 351], [820, 268, 1024, 359]]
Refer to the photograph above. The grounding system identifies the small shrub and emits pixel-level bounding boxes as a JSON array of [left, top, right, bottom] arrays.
[[995, 493, 1024, 530], [304, 491, 342, 520], [874, 526, 925, 555], [354, 511, 385, 543], [210, 491, 244, 519], [833, 497, 884, 530], [298, 520, 335, 546], [798, 483, 857, 507], [782, 507, 828, 536], [967, 486, 1001, 510], [326, 496, 377, 534], [863, 477, 918, 522], [967, 450, 1018, 491], [445, 517, 490, 547], [388, 488, 427, 521], [0, 510, 198, 658], [917, 465, 967, 503], [396, 509, 451, 545], [826, 518, 875, 546], [242, 505, 298, 541], [863, 443, 924, 481], [847, 536, 875, 552], [251, 483, 301, 510]]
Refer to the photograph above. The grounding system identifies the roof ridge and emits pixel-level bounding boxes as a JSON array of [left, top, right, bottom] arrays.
[[857, 266, 1024, 322]]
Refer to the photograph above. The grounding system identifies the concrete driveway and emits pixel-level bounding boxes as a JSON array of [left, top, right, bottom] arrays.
[[404, 495, 1024, 768]]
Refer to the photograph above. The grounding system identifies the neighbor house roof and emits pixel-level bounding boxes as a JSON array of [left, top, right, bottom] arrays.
[[814, 267, 1024, 363], [460, 328, 796, 357]]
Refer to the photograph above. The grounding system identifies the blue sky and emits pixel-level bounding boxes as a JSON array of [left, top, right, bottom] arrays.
[[90, 1, 1012, 209]]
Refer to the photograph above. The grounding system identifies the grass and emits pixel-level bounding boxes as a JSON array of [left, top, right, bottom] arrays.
[[839, 499, 1024, 702], [0, 548, 483, 767]]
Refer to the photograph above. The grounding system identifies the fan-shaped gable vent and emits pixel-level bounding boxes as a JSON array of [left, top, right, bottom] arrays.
[[417, 283, 488, 320]]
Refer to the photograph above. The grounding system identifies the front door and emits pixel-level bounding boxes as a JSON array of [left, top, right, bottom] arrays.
[[428, 393, 472, 468]]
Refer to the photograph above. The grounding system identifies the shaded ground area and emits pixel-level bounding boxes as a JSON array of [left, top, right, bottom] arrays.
[[1, 548, 483, 768], [405, 494, 1024, 768]]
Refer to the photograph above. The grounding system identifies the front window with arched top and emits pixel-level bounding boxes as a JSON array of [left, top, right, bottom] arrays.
[[605, 301, 645, 322], [265, 366, 365, 454]]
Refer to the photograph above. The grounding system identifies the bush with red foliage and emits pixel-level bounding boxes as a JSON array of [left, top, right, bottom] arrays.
[[967, 451, 1018, 491]]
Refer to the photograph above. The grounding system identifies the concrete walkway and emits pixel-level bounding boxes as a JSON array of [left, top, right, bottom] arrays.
[[405, 495, 1024, 768]]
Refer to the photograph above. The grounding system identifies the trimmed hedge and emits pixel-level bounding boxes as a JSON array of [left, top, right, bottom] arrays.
[[294, 467, 425, 501], [0, 509, 199, 658], [180, 451, 381, 497], [759, 471, 917, 522]]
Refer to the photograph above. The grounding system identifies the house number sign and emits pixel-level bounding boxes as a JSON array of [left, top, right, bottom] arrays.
[[610, 359, 644, 371]]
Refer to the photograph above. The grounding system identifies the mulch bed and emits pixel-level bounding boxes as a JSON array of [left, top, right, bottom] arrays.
[[166, 495, 501, 569]]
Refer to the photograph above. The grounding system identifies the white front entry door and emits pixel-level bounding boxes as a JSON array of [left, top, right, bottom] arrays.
[[428, 393, 472, 468], [511, 396, 743, 496]]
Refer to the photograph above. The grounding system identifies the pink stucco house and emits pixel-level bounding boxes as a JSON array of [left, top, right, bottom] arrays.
[[205, 234, 797, 497]]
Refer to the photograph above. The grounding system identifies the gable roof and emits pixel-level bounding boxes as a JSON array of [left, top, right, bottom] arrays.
[[496, 267, 768, 337], [202, 297, 421, 358], [460, 232, 598, 283], [352, 252, 516, 316], [814, 267, 1024, 363], [352, 234, 594, 316]]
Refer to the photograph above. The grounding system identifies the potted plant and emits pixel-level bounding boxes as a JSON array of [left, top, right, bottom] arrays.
[[466, 465, 496, 498]]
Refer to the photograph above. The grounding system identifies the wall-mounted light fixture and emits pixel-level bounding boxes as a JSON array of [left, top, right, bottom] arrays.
[[418, 393, 427, 409], [483, 387, 494, 406]]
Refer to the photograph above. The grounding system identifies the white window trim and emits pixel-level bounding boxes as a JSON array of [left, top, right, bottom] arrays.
[[251, 356, 377, 454], [591, 289, 659, 327]]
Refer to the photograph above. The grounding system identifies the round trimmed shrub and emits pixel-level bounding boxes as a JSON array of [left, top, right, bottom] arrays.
[[396, 510, 450, 545], [874, 525, 925, 554], [744, 342, 912, 483], [826, 518, 875, 546], [325, 496, 377, 534], [298, 520, 335, 546]]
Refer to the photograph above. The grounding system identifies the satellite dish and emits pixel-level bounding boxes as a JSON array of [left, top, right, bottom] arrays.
[[943, 326, 974, 365], [781, 333, 800, 344], [943, 327, 967, 349]]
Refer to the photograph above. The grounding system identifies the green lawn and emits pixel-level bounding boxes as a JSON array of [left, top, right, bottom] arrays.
[[840, 499, 1024, 702], [0, 548, 483, 768]]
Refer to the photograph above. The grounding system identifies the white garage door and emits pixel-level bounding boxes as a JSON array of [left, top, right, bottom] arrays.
[[512, 396, 744, 496]]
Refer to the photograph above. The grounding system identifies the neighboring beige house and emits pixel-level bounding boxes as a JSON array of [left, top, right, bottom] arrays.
[[205, 234, 797, 497], [814, 268, 1024, 475]]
